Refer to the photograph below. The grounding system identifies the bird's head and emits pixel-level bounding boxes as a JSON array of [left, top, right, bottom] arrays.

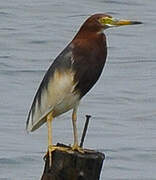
[[79, 14, 142, 34]]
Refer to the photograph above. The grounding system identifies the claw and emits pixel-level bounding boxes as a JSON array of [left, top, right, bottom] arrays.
[[46, 145, 71, 167], [71, 144, 85, 153], [45, 144, 84, 167], [48, 145, 55, 167]]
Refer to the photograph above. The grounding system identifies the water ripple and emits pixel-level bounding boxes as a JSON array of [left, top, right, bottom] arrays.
[[0, 158, 18, 165], [28, 40, 49, 44], [103, 0, 142, 6], [0, 28, 16, 31], [110, 59, 156, 64], [0, 56, 10, 59]]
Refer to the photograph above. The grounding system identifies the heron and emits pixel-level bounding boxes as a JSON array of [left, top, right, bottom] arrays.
[[26, 13, 142, 166]]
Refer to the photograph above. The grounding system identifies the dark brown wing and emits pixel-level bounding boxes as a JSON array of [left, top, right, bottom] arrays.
[[72, 33, 107, 97]]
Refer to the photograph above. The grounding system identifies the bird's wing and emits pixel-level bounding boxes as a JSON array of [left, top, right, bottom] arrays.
[[26, 37, 107, 132], [26, 45, 78, 132], [72, 38, 107, 98]]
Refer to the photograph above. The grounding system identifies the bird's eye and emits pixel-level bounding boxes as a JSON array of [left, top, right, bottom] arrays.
[[99, 17, 113, 25]]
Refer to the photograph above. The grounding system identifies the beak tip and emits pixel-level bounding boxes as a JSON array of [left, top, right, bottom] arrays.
[[131, 21, 143, 25]]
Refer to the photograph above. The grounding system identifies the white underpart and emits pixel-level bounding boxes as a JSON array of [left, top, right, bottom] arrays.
[[27, 70, 80, 132]]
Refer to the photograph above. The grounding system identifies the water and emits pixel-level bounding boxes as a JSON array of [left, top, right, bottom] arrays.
[[0, 0, 156, 179]]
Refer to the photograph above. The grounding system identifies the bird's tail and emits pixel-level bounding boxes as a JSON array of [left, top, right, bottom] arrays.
[[26, 98, 54, 132], [26, 113, 46, 132], [26, 85, 53, 132]]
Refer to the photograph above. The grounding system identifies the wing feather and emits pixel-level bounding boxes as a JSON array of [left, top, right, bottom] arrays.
[[26, 45, 78, 132]]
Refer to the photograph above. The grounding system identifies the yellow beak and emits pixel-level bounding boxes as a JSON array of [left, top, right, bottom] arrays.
[[115, 19, 142, 26], [99, 16, 142, 28]]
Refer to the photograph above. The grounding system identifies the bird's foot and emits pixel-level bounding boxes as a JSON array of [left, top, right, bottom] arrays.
[[71, 144, 85, 153], [45, 144, 84, 167], [49, 145, 70, 152], [46, 145, 70, 167], [47, 145, 55, 167]]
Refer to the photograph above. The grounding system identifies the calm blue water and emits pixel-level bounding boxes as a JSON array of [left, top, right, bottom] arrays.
[[0, 0, 156, 179]]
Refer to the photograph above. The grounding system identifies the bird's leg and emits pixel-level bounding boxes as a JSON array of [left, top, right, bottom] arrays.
[[46, 112, 72, 166], [72, 108, 78, 147], [47, 112, 53, 167], [71, 107, 84, 153]]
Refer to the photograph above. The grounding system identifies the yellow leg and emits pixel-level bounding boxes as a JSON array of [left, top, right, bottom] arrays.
[[47, 112, 53, 167], [46, 112, 72, 167], [72, 106, 84, 153]]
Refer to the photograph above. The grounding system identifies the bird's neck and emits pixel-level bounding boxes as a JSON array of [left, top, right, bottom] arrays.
[[73, 28, 105, 41], [72, 30, 107, 53]]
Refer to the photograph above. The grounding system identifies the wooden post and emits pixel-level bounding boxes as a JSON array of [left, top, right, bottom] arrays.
[[41, 144, 105, 180], [41, 115, 105, 180]]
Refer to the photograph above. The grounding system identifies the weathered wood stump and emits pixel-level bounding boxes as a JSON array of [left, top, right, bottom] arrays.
[[41, 144, 105, 180]]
